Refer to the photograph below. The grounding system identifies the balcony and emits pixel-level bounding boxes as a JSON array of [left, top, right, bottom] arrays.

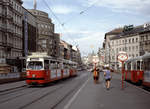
[[2, 42, 13, 48], [6, 14, 13, 20]]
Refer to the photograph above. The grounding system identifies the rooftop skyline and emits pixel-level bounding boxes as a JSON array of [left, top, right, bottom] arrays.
[[22, 0, 150, 56]]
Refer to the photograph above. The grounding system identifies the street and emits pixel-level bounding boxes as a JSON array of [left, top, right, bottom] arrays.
[[0, 71, 150, 109], [0, 71, 89, 109]]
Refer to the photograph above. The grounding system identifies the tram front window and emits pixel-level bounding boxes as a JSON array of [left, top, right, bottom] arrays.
[[27, 61, 43, 70]]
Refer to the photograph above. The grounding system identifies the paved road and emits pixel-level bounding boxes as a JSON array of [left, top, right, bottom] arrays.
[[0, 71, 89, 109], [63, 72, 150, 109], [0, 71, 150, 109]]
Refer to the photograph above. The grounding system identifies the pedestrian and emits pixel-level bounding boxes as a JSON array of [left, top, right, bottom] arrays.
[[104, 67, 112, 90], [93, 67, 99, 83]]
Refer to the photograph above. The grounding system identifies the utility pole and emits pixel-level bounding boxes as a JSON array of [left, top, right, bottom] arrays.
[[34, 0, 37, 10]]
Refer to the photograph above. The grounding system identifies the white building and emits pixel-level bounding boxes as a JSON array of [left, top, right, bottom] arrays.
[[109, 25, 144, 69]]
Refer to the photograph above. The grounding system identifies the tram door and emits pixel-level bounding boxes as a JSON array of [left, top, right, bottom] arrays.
[[44, 59, 50, 81]]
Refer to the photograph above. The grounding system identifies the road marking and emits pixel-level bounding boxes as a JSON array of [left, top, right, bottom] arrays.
[[63, 76, 90, 109]]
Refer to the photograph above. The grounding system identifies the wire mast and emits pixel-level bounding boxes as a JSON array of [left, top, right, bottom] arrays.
[[34, 0, 37, 10]]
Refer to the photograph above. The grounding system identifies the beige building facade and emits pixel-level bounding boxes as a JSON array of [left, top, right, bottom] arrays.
[[28, 9, 55, 56], [0, 0, 23, 60], [107, 25, 144, 70]]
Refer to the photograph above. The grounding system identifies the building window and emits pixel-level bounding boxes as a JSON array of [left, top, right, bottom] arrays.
[[132, 46, 134, 51], [132, 54, 134, 57], [116, 48, 118, 53], [129, 46, 131, 51], [125, 47, 128, 51], [129, 39, 131, 43], [146, 35, 148, 40], [122, 40, 124, 44], [132, 38, 134, 43], [136, 38, 138, 42], [136, 46, 138, 50]]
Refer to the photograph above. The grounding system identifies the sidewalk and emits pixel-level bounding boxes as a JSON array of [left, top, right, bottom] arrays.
[[0, 81, 26, 92], [64, 73, 150, 109]]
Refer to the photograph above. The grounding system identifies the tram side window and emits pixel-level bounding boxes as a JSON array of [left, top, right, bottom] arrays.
[[144, 58, 150, 70], [137, 61, 140, 70], [44, 60, 49, 70], [148, 59, 150, 70], [141, 61, 143, 70], [50, 61, 56, 69], [57, 62, 60, 69], [133, 62, 136, 70], [127, 62, 131, 70], [64, 63, 68, 69]]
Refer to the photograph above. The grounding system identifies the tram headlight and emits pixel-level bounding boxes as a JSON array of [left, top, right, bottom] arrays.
[[32, 74, 36, 78], [27, 71, 30, 76]]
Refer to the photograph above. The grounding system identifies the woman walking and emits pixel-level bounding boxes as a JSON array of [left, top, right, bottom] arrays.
[[104, 67, 112, 90]]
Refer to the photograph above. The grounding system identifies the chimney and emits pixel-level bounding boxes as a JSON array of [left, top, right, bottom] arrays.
[[34, 0, 37, 10]]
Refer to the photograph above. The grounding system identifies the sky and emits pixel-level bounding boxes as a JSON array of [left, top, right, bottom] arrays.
[[22, 0, 150, 56]]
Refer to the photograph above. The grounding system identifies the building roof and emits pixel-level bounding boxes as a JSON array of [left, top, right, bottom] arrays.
[[105, 28, 123, 39], [105, 28, 123, 35], [110, 25, 145, 40], [122, 25, 144, 36]]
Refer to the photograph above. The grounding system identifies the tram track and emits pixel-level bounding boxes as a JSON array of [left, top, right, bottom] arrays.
[[0, 85, 28, 96], [50, 79, 84, 109], [18, 85, 65, 109], [0, 86, 44, 104], [0, 78, 74, 105], [21, 73, 89, 109], [0, 71, 89, 109], [0, 85, 27, 93]]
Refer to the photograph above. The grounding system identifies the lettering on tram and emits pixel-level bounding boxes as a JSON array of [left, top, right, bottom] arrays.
[[26, 52, 77, 85]]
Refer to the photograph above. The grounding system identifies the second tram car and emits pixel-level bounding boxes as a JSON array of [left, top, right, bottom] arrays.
[[124, 53, 150, 87], [26, 53, 77, 85]]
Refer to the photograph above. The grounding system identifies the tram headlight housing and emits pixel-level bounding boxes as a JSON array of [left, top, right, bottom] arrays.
[[32, 74, 36, 78], [27, 71, 30, 76]]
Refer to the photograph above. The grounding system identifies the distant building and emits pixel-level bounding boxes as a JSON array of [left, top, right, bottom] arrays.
[[105, 24, 149, 70], [22, 7, 37, 56], [59, 40, 82, 66], [98, 48, 105, 66], [0, 0, 23, 59], [28, 9, 55, 57], [139, 23, 150, 55], [104, 28, 123, 65], [53, 33, 60, 58], [0, 0, 23, 72]]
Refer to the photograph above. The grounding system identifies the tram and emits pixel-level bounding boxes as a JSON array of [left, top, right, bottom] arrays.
[[26, 52, 77, 85], [124, 53, 150, 87]]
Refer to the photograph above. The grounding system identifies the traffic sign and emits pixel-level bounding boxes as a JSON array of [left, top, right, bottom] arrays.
[[117, 52, 128, 62]]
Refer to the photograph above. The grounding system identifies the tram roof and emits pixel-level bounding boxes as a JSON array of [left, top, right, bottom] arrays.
[[142, 53, 150, 59], [125, 56, 143, 63]]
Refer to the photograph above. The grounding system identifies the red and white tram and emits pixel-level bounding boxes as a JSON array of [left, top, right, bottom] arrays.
[[142, 53, 150, 87], [26, 53, 77, 85], [124, 56, 143, 84], [124, 53, 150, 87]]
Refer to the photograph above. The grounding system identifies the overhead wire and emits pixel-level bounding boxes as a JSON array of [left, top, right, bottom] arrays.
[[43, 0, 78, 46], [62, 0, 100, 26], [43, 0, 101, 49]]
